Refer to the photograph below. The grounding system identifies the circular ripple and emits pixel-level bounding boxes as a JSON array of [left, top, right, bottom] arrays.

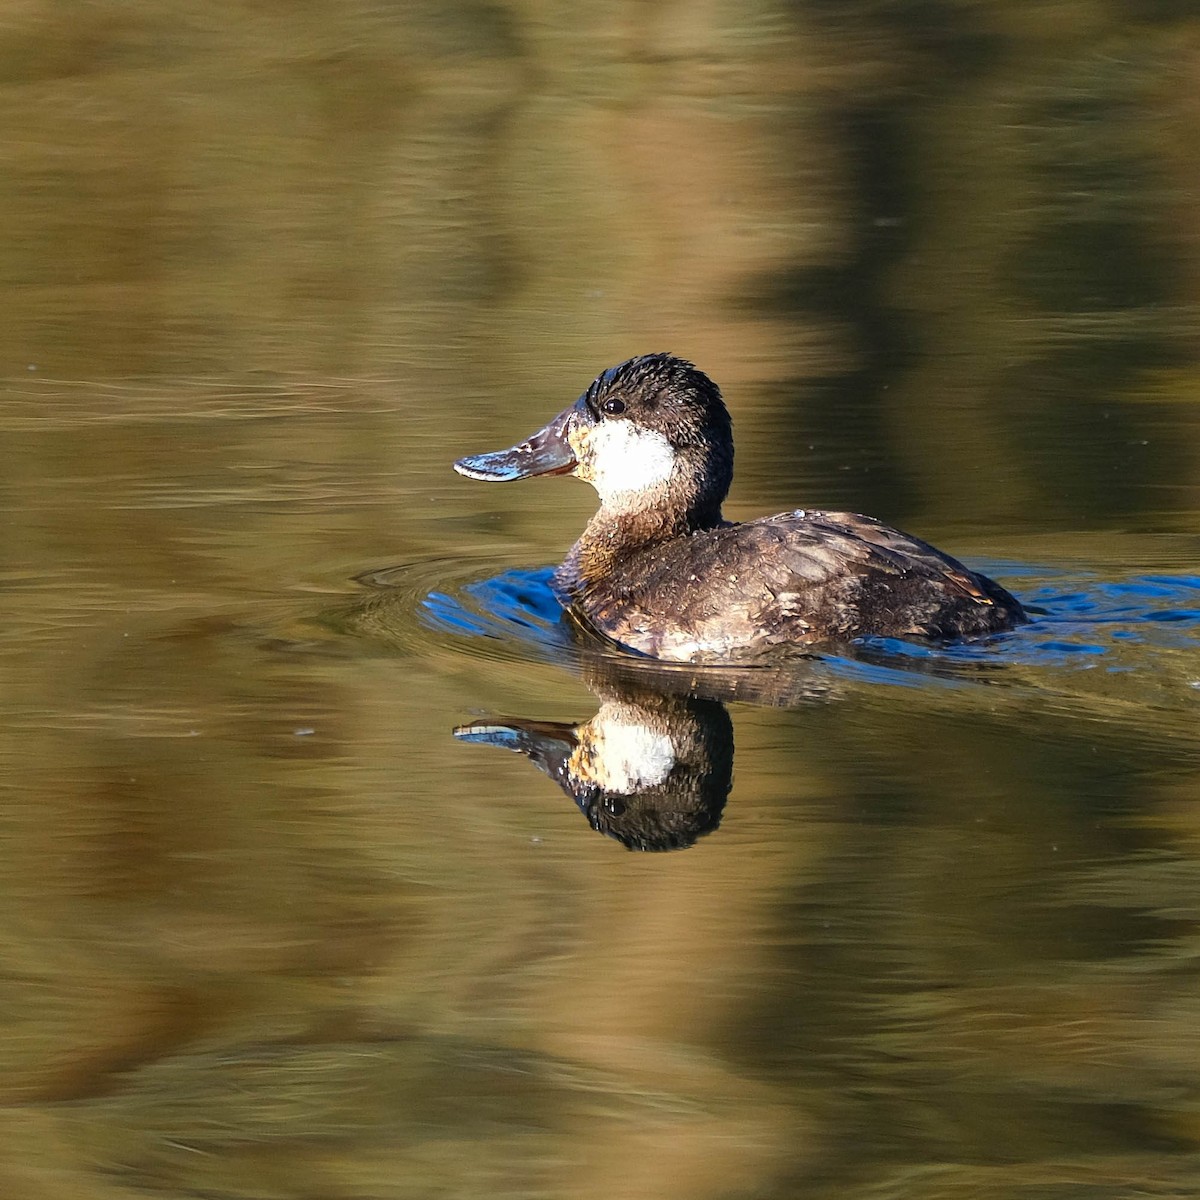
[[338, 557, 575, 667]]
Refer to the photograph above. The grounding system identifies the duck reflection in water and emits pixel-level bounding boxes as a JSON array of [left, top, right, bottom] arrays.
[[456, 672, 734, 853]]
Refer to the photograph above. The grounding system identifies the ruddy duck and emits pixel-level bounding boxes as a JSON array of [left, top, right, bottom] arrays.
[[454, 354, 1025, 661]]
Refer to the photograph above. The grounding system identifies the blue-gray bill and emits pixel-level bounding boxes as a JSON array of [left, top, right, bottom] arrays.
[[452, 398, 588, 481], [454, 719, 576, 778]]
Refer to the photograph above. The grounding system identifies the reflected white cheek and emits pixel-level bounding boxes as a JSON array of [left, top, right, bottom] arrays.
[[586, 713, 676, 793], [588, 422, 676, 503]]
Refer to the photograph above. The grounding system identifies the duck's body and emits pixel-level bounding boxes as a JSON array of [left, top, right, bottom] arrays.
[[556, 507, 1022, 661], [455, 355, 1024, 662]]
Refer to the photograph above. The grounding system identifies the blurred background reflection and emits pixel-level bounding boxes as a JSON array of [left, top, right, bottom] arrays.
[[2, 3, 1200, 1198]]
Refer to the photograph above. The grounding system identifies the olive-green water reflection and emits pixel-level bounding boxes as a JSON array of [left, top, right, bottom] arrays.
[[3, 1, 1200, 1198]]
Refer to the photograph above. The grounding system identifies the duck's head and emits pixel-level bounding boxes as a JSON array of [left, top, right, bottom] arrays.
[[454, 354, 733, 526]]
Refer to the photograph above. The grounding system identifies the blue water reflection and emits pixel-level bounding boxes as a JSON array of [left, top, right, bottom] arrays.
[[419, 561, 1200, 687], [423, 567, 571, 653]]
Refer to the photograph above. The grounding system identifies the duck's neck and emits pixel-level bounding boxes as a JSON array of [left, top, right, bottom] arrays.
[[557, 488, 726, 598]]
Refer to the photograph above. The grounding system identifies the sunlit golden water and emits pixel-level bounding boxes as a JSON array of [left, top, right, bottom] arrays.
[[3, 4, 1200, 1199]]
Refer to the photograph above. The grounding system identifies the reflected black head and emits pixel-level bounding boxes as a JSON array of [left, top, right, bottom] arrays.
[[574, 777, 728, 852], [573, 695, 733, 853]]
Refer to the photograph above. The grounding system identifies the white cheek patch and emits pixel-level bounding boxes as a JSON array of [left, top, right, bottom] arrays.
[[581, 710, 676, 793], [588, 421, 676, 503]]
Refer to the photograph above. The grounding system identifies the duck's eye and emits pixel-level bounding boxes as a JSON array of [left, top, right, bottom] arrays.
[[600, 397, 626, 416]]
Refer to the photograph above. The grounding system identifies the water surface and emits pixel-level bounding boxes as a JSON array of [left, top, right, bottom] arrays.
[[3, 5, 1200, 1199]]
